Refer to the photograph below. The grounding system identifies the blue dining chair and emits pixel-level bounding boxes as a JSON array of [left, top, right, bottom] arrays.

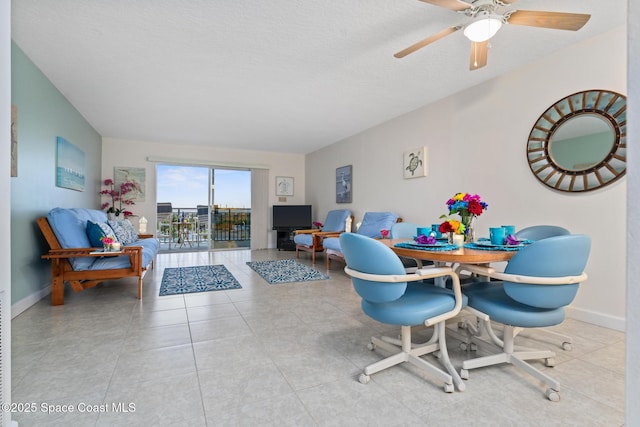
[[340, 233, 467, 392], [458, 235, 590, 401], [515, 224, 573, 350], [515, 225, 570, 241]]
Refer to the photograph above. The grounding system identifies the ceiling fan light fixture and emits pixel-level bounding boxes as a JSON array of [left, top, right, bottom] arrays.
[[464, 15, 503, 42]]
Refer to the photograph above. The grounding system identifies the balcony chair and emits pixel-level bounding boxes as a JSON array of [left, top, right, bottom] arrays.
[[156, 202, 173, 245], [196, 204, 210, 245], [293, 209, 352, 264], [458, 235, 590, 401], [340, 233, 466, 392], [323, 211, 400, 270]]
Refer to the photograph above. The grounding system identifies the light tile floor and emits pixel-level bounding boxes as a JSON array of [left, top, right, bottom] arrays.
[[11, 249, 625, 426]]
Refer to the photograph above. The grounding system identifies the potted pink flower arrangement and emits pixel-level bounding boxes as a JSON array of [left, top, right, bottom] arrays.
[[99, 178, 139, 219]]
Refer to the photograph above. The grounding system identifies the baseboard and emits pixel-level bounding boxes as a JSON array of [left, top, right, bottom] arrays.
[[566, 306, 625, 332], [11, 285, 50, 319]]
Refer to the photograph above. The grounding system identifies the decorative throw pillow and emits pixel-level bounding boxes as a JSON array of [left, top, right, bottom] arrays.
[[107, 219, 138, 245], [86, 221, 118, 247]]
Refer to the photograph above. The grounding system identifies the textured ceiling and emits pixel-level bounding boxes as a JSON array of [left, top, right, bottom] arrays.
[[11, 0, 626, 154]]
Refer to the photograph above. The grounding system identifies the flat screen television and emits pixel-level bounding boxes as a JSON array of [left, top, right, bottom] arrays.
[[272, 205, 312, 230]]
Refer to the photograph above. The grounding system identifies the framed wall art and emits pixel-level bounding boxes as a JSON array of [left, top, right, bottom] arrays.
[[115, 166, 146, 201], [276, 176, 294, 196], [56, 136, 85, 191], [336, 165, 352, 203], [403, 147, 427, 179]]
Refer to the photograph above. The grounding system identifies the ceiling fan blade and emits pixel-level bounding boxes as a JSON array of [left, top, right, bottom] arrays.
[[500, 0, 519, 4], [469, 40, 488, 71], [507, 10, 591, 31], [419, 0, 472, 12], [394, 26, 460, 58]]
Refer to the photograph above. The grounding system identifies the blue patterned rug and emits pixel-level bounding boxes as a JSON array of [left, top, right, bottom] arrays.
[[159, 265, 242, 296], [246, 259, 329, 284]]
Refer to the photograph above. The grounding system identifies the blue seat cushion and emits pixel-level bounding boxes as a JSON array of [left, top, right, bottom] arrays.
[[362, 283, 467, 326], [464, 281, 565, 328], [293, 234, 313, 246], [91, 238, 158, 271], [322, 236, 342, 252]]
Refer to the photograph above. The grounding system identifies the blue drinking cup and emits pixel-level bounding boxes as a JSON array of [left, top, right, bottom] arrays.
[[490, 227, 506, 245]]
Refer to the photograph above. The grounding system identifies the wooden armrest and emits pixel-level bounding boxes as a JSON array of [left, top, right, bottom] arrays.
[[138, 233, 154, 239], [42, 246, 143, 260], [294, 229, 318, 235], [314, 231, 343, 237]]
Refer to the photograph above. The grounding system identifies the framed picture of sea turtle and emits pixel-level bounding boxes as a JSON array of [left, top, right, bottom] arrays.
[[336, 165, 352, 203], [403, 147, 427, 179]]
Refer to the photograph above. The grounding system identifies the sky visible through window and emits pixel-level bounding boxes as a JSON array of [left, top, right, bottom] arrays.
[[157, 165, 251, 209]]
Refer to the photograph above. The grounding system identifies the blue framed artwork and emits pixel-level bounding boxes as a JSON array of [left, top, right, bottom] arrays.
[[336, 165, 352, 203], [56, 136, 85, 191]]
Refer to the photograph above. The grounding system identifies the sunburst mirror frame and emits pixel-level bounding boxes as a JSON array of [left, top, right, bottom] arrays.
[[526, 89, 627, 193]]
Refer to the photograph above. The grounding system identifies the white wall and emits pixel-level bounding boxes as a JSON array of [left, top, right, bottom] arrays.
[[1, 0, 11, 422], [306, 26, 627, 330], [102, 138, 306, 248], [626, 0, 639, 423]]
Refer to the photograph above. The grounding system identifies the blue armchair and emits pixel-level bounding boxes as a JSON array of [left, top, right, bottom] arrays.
[[340, 233, 466, 392], [293, 209, 352, 264], [323, 211, 400, 269], [458, 235, 590, 401]]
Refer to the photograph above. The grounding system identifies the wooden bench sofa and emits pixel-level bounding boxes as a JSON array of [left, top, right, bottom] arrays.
[[38, 207, 159, 305]]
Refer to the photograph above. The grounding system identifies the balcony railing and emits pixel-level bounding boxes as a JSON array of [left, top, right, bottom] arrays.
[[157, 206, 251, 250]]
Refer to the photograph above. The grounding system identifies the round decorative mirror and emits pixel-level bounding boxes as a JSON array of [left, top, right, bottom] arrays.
[[526, 89, 627, 192]]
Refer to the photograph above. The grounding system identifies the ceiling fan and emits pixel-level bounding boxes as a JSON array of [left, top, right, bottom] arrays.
[[395, 0, 591, 70]]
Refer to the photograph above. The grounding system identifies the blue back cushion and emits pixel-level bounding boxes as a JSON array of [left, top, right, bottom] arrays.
[[322, 209, 351, 232], [47, 208, 110, 271], [504, 235, 590, 308], [340, 233, 407, 303], [356, 212, 399, 238]]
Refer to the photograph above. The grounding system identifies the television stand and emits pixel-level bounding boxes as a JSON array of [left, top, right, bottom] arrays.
[[275, 228, 298, 251]]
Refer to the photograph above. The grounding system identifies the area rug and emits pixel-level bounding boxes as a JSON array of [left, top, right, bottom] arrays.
[[246, 259, 329, 284], [159, 265, 242, 296]]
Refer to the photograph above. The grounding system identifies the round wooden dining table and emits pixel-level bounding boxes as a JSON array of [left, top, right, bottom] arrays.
[[382, 239, 517, 264]]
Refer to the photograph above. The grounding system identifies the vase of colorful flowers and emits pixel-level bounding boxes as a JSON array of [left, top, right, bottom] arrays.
[[440, 193, 488, 242], [100, 178, 139, 219]]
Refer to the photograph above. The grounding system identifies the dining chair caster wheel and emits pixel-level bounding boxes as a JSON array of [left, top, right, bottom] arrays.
[[460, 342, 477, 351], [460, 369, 469, 380], [444, 383, 454, 393], [367, 342, 375, 351], [545, 358, 555, 367], [562, 342, 573, 351], [545, 388, 560, 402], [359, 374, 371, 384]]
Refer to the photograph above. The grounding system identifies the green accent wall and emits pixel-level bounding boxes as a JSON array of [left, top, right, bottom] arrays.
[[11, 41, 102, 306]]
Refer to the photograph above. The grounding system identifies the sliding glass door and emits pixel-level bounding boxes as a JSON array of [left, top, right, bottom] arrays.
[[156, 165, 251, 251]]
